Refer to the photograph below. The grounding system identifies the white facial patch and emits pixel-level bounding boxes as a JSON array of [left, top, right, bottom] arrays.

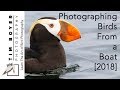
[[29, 19, 61, 39], [38, 19, 61, 37]]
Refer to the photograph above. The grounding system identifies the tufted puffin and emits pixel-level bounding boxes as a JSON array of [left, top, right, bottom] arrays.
[[25, 17, 81, 73]]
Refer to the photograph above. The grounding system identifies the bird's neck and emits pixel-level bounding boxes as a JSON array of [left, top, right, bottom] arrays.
[[30, 41, 61, 53]]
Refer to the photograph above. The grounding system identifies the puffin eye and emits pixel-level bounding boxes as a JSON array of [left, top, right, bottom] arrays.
[[49, 24, 54, 28]]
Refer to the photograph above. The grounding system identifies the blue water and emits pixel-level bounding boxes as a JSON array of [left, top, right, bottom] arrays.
[[25, 11, 120, 79]]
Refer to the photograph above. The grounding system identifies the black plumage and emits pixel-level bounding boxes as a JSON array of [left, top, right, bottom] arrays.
[[25, 23, 66, 73]]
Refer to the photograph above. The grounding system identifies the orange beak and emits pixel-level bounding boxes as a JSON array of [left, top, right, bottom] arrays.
[[57, 19, 81, 42]]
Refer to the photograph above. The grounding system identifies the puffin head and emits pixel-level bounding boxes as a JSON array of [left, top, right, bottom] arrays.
[[30, 17, 81, 42]]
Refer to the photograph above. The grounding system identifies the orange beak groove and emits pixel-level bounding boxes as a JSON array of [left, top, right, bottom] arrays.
[[58, 19, 81, 42]]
